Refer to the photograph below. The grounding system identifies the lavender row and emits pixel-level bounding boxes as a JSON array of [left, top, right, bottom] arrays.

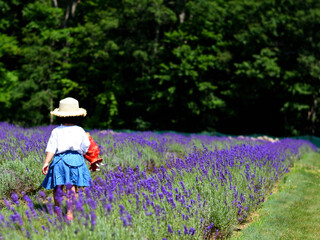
[[0, 121, 268, 198], [0, 132, 316, 239]]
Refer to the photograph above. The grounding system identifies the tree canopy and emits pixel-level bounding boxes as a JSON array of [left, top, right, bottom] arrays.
[[0, 0, 319, 136]]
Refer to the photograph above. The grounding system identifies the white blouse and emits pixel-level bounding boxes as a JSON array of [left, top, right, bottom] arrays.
[[45, 125, 90, 155]]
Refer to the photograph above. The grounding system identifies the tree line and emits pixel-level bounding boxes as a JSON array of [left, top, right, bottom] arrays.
[[0, 0, 319, 136]]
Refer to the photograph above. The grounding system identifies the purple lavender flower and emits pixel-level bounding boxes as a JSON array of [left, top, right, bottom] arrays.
[[4, 198, 11, 210], [9, 211, 23, 226], [189, 227, 195, 235], [87, 197, 97, 210], [119, 205, 125, 216], [39, 191, 46, 201], [207, 222, 214, 231], [109, 192, 114, 203], [158, 192, 163, 199], [106, 204, 112, 213], [126, 213, 132, 223], [184, 225, 188, 235], [54, 187, 64, 206], [25, 210, 31, 223], [91, 211, 96, 230], [143, 201, 148, 211], [145, 212, 153, 216], [25, 229, 30, 239], [121, 217, 129, 227], [0, 213, 5, 224], [75, 199, 84, 215], [54, 206, 62, 222]]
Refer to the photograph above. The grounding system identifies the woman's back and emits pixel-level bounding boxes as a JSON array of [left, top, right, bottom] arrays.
[[46, 125, 90, 155]]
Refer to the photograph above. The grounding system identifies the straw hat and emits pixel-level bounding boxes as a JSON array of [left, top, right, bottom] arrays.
[[51, 97, 87, 117]]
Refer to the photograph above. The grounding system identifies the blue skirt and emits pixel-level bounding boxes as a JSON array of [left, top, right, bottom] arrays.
[[42, 151, 92, 190]]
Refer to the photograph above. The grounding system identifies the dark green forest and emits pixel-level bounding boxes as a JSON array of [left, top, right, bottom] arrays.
[[0, 0, 319, 136]]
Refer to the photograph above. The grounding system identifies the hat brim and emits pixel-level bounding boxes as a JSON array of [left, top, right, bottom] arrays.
[[50, 108, 87, 117]]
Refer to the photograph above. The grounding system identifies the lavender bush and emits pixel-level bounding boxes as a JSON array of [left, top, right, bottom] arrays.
[[0, 122, 317, 239], [0, 122, 252, 198]]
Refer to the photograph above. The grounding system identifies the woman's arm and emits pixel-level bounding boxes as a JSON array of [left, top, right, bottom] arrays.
[[42, 152, 54, 175]]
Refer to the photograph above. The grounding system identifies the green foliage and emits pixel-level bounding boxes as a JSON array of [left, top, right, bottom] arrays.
[[1, 0, 320, 135], [0, 33, 19, 120], [0, 155, 42, 197]]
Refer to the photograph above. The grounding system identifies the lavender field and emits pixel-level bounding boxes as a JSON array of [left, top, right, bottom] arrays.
[[0, 122, 317, 239]]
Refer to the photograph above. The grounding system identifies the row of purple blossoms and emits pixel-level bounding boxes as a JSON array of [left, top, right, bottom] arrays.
[[0, 122, 317, 239]]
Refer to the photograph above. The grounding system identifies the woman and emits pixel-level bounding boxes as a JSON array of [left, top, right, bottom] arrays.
[[41, 97, 91, 220]]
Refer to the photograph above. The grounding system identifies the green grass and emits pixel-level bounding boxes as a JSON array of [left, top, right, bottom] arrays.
[[232, 151, 320, 240]]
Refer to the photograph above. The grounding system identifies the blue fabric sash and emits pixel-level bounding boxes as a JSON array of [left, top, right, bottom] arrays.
[[50, 150, 85, 168]]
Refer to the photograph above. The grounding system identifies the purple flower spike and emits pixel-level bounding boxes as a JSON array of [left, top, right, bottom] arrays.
[[66, 183, 73, 190], [39, 191, 46, 201], [106, 204, 112, 213], [54, 187, 64, 206], [25, 229, 30, 239], [91, 211, 97, 229], [47, 199, 54, 215], [121, 217, 128, 227], [54, 206, 62, 221], [127, 213, 132, 223], [9, 211, 23, 226], [4, 198, 11, 210], [119, 205, 125, 216], [109, 192, 114, 203], [168, 224, 173, 233], [184, 224, 188, 235], [11, 192, 19, 206], [75, 200, 84, 214], [189, 227, 196, 235], [145, 212, 153, 216]]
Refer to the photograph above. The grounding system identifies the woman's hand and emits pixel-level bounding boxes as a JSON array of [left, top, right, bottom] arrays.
[[42, 152, 54, 175], [42, 163, 49, 175]]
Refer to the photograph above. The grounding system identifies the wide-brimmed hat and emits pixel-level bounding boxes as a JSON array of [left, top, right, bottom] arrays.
[[51, 97, 87, 117]]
